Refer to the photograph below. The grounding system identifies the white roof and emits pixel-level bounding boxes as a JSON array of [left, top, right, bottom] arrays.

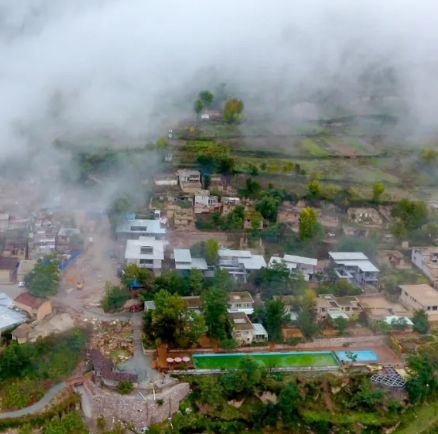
[[384, 316, 414, 326], [0, 292, 27, 331], [283, 255, 318, 266], [228, 308, 254, 315], [175, 257, 208, 271], [252, 323, 268, 337], [269, 257, 297, 270], [335, 260, 379, 272], [219, 249, 252, 258], [117, 219, 166, 235], [239, 255, 267, 270], [174, 249, 192, 263], [329, 252, 369, 261], [328, 311, 349, 320], [144, 301, 156, 310], [125, 237, 165, 260]]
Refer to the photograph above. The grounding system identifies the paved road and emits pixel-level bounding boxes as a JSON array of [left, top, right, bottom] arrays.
[[84, 309, 130, 321], [75, 385, 92, 418], [0, 382, 67, 419]]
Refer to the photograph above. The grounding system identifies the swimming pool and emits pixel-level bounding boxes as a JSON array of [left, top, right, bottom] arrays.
[[193, 351, 339, 370], [335, 350, 379, 362]]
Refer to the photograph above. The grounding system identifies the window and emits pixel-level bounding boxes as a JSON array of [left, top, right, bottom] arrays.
[[243, 331, 248, 335], [433, 306, 438, 311], [141, 247, 153, 254], [131, 226, 147, 232], [140, 259, 153, 265]]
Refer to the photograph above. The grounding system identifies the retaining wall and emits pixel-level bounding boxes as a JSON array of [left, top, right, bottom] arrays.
[[176, 365, 339, 375]]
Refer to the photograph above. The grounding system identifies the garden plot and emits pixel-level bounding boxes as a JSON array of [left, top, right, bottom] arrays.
[[300, 138, 330, 156], [325, 137, 377, 156]]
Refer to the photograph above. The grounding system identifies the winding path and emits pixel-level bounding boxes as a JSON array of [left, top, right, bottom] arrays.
[[0, 382, 67, 419]]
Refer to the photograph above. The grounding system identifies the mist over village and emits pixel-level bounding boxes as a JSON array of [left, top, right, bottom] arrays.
[[1, 1, 438, 433]]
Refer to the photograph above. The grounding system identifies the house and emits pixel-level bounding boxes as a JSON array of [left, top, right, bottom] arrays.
[[328, 252, 379, 286], [3, 239, 27, 260], [244, 210, 264, 230], [176, 169, 202, 193], [399, 284, 438, 323], [174, 249, 208, 272], [0, 291, 27, 334], [17, 259, 37, 282], [125, 236, 166, 275], [218, 248, 267, 283], [181, 296, 203, 311], [347, 208, 383, 227], [0, 256, 19, 284], [171, 205, 195, 227], [228, 292, 254, 315], [269, 254, 317, 281], [411, 247, 438, 288], [11, 323, 32, 344], [153, 174, 178, 187], [116, 219, 166, 241], [56, 228, 82, 255], [229, 311, 268, 345], [384, 315, 414, 331], [315, 294, 362, 320], [221, 197, 241, 216], [207, 175, 224, 192], [359, 296, 410, 323], [194, 190, 220, 214], [14, 293, 52, 321], [376, 250, 409, 269]]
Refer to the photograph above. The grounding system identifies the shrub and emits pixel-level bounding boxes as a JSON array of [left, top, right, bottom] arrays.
[[117, 381, 134, 395], [102, 282, 129, 312]]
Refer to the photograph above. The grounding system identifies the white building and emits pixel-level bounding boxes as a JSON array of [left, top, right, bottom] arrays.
[[174, 249, 208, 272], [228, 292, 254, 315], [176, 169, 202, 192], [329, 252, 379, 285], [125, 236, 167, 275], [411, 247, 438, 288], [116, 219, 166, 241], [269, 254, 318, 281], [194, 190, 220, 213], [153, 174, 178, 187], [229, 311, 268, 345], [218, 248, 266, 283]]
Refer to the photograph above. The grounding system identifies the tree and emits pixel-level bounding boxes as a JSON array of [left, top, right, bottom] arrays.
[[413, 309, 429, 334], [243, 177, 262, 197], [335, 316, 349, 335], [407, 354, 437, 404], [217, 156, 235, 175], [373, 183, 385, 201], [117, 381, 134, 395], [256, 197, 280, 222], [203, 174, 211, 190], [24, 256, 61, 298], [123, 264, 153, 288], [308, 180, 321, 198], [390, 316, 409, 332], [265, 299, 290, 341], [355, 380, 385, 408], [278, 382, 300, 418], [222, 356, 261, 396], [260, 162, 267, 171], [391, 199, 428, 230], [156, 136, 168, 149], [392, 220, 407, 239], [283, 162, 294, 173], [198, 376, 224, 405], [194, 98, 204, 117], [96, 414, 106, 431], [199, 90, 214, 107], [205, 239, 219, 265], [190, 268, 204, 295], [297, 309, 317, 338], [202, 287, 229, 339], [224, 98, 244, 124], [299, 207, 318, 240], [212, 269, 236, 291], [268, 164, 279, 173], [102, 282, 129, 312], [345, 351, 358, 364], [250, 165, 259, 176]]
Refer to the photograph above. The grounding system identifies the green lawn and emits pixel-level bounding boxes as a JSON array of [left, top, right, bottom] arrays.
[[193, 352, 339, 369], [396, 401, 438, 434], [301, 139, 329, 156]]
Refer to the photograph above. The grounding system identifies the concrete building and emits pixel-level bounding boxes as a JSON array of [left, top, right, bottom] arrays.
[[221, 197, 241, 216], [3, 239, 27, 260], [0, 291, 27, 334], [411, 247, 438, 288], [230, 311, 268, 345], [14, 293, 52, 321], [207, 175, 224, 192], [171, 205, 195, 227], [125, 236, 166, 275], [400, 284, 438, 323], [153, 173, 178, 187], [174, 249, 208, 272], [329, 252, 379, 285], [376, 250, 409, 269], [0, 257, 19, 284], [176, 169, 202, 193], [347, 207, 383, 227], [359, 296, 410, 323], [56, 228, 82, 255], [17, 259, 37, 282], [116, 219, 166, 241], [194, 190, 220, 214], [315, 294, 362, 320], [228, 292, 254, 315], [269, 254, 317, 281], [218, 248, 267, 283]]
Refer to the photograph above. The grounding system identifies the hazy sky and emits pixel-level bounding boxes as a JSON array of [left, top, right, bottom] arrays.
[[1, 0, 438, 157]]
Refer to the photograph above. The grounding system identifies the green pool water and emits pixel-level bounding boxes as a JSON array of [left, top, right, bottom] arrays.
[[193, 352, 339, 370]]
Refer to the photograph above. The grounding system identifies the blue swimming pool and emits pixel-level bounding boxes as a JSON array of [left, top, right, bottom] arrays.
[[336, 350, 379, 362]]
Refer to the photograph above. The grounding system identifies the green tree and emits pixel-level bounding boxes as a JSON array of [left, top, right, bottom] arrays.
[[297, 309, 317, 338], [25, 255, 61, 297], [222, 356, 261, 396], [205, 239, 219, 265], [212, 269, 236, 291], [243, 178, 262, 197], [203, 174, 211, 190], [265, 299, 290, 341], [96, 414, 106, 431], [407, 354, 437, 404], [373, 183, 385, 201], [268, 164, 279, 173], [278, 382, 300, 418], [256, 197, 280, 221], [260, 162, 267, 171], [156, 136, 168, 149], [422, 148, 438, 162], [123, 264, 154, 288], [335, 316, 349, 335], [224, 205, 245, 229], [102, 282, 129, 312], [391, 199, 428, 230], [355, 380, 385, 408], [194, 98, 204, 117], [199, 90, 214, 107], [198, 376, 224, 405], [224, 98, 244, 124], [413, 309, 429, 334], [117, 381, 134, 395], [201, 287, 229, 339], [217, 156, 235, 174], [299, 207, 318, 240], [190, 268, 205, 295], [250, 165, 259, 176], [345, 351, 358, 364], [308, 180, 321, 198]]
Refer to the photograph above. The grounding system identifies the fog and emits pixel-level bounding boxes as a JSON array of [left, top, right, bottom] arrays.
[[1, 0, 438, 159]]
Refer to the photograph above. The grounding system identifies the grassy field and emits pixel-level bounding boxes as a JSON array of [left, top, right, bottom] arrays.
[[396, 401, 438, 434], [301, 138, 329, 156]]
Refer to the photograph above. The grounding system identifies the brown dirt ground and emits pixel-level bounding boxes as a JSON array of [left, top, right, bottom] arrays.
[[167, 228, 234, 249], [328, 141, 357, 156]]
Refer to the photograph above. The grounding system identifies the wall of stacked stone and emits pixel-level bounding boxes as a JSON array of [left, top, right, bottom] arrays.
[[296, 335, 386, 348], [85, 381, 190, 427]]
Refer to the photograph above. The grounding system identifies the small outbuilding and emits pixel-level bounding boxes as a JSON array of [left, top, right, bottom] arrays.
[[14, 293, 52, 321]]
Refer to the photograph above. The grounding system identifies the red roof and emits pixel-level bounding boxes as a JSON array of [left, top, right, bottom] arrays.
[[14, 293, 48, 309]]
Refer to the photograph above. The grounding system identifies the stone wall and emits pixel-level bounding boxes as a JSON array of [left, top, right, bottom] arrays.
[[295, 335, 386, 348], [84, 381, 190, 428]]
